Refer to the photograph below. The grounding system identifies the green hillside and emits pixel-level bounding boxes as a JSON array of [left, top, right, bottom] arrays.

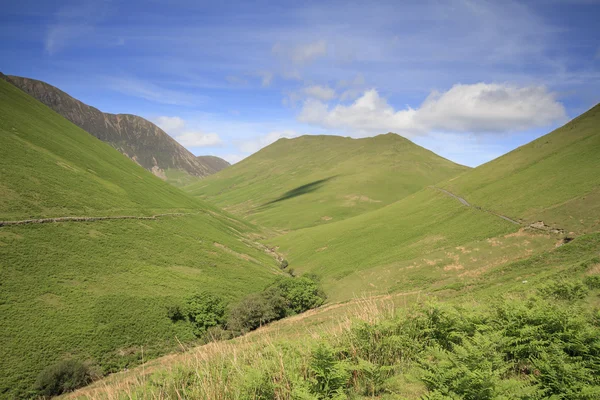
[[268, 106, 600, 301], [0, 79, 280, 398], [272, 187, 557, 301], [442, 103, 600, 234], [0, 78, 203, 220], [185, 134, 468, 230]]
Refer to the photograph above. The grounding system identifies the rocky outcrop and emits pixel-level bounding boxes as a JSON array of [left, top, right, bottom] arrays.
[[1, 74, 225, 180]]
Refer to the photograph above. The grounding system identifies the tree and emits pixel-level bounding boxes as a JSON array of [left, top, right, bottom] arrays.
[[185, 292, 226, 336], [272, 277, 326, 315], [227, 293, 271, 333]]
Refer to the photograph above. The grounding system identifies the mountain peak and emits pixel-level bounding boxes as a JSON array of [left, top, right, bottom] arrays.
[[1, 74, 220, 182]]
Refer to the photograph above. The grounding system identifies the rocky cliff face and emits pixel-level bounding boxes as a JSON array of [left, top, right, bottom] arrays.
[[1, 74, 228, 180]]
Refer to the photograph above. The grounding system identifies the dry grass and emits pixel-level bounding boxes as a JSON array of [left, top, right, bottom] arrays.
[[65, 294, 414, 400]]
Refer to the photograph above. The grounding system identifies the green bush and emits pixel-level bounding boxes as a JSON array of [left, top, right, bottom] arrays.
[[584, 275, 600, 289], [185, 292, 226, 336], [227, 277, 327, 334], [166, 304, 185, 322], [308, 344, 350, 399], [538, 279, 589, 301], [280, 259, 289, 269], [35, 359, 93, 397], [272, 276, 327, 315], [227, 293, 276, 333]]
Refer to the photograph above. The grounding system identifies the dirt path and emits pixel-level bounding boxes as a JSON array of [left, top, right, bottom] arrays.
[[0, 212, 194, 227], [432, 187, 521, 225]]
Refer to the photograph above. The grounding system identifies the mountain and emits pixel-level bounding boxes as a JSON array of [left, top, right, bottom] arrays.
[[0, 78, 279, 398], [0, 73, 224, 183], [185, 133, 469, 230], [65, 105, 600, 399], [269, 104, 600, 301], [441, 103, 600, 234], [197, 155, 230, 173]]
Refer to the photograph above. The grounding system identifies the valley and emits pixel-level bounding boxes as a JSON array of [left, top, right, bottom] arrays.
[[1, 3, 599, 396]]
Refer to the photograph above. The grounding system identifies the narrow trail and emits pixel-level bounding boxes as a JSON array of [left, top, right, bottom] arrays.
[[432, 186, 521, 225], [0, 212, 195, 227]]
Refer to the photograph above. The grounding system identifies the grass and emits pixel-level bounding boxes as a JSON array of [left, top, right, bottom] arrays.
[[0, 79, 202, 220], [441, 103, 600, 233], [163, 169, 202, 188], [185, 133, 468, 230], [0, 78, 282, 398], [270, 187, 535, 302], [64, 233, 600, 399], [3, 71, 600, 399]]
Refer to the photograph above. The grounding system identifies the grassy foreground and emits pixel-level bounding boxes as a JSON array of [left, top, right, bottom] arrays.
[[67, 233, 600, 399]]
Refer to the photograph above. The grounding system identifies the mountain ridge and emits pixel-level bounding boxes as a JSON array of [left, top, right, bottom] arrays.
[[185, 131, 470, 230], [0, 73, 228, 182]]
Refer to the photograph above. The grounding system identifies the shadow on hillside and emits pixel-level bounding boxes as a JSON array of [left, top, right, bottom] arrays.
[[261, 176, 338, 207]]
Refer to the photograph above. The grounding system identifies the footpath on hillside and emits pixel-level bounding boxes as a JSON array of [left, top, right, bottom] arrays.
[[432, 187, 521, 225], [0, 212, 194, 227]]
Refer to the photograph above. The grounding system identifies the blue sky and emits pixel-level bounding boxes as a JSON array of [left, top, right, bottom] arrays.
[[1, 0, 599, 166]]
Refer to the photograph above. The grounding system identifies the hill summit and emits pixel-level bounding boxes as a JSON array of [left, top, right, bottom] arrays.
[[186, 132, 469, 230]]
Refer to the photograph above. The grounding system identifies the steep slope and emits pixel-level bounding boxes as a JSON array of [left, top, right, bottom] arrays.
[[186, 133, 469, 230], [269, 105, 600, 301], [1, 73, 218, 183], [441, 103, 600, 233], [197, 155, 230, 173], [0, 78, 279, 398]]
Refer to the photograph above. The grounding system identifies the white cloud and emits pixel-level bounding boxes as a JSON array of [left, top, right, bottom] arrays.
[[226, 75, 248, 85], [175, 131, 222, 147], [239, 130, 300, 153], [298, 83, 567, 136], [153, 116, 185, 132], [44, 0, 108, 55], [303, 85, 336, 101], [45, 24, 91, 55], [259, 71, 274, 87], [273, 40, 327, 65], [152, 116, 222, 148], [108, 77, 197, 105]]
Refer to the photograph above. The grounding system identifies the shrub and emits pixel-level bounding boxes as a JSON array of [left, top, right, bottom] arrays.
[[538, 280, 589, 301], [203, 326, 233, 342], [166, 304, 185, 322], [280, 259, 289, 269], [35, 359, 93, 397], [309, 344, 350, 399], [303, 272, 322, 283], [227, 293, 274, 333], [273, 277, 326, 315], [584, 275, 600, 289], [185, 292, 226, 336]]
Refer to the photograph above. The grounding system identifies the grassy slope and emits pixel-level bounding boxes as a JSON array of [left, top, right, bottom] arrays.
[[442, 103, 600, 233], [61, 105, 600, 399], [271, 187, 550, 301], [0, 80, 207, 220], [185, 133, 468, 230], [68, 232, 600, 399], [0, 79, 279, 398], [270, 106, 600, 301]]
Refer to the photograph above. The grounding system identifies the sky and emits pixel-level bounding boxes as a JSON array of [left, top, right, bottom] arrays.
[[1, 0, 599, 166]]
